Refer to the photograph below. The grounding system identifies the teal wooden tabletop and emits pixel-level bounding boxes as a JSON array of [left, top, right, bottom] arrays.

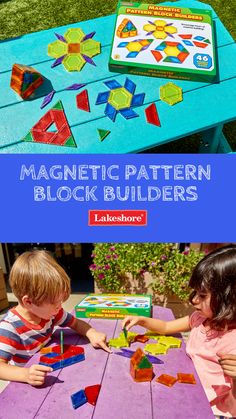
[[0, 0, 235, 154]]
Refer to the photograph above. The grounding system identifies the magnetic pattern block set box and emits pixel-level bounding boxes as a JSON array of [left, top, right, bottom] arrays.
[[109, 1, 216, 82], [75, 294, 152, 319]]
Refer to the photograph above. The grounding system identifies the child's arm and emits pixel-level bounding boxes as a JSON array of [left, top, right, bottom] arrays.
[[122, 315, 190, 335], [0, 359, 52, 385], [69, 318, 111, 353], [217, 353, 236, 397]]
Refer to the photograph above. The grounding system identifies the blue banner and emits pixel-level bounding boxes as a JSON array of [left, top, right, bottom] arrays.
[[0, 154, 234, 242]]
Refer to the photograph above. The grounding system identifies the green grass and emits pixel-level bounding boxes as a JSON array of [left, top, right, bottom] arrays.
[[0, 0, 236, 153]]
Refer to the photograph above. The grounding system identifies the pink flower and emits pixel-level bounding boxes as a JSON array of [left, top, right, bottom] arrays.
[[98, 273, 105, 280], [106, 255, 111, 259], [161, 255, 167, 260], [151, 262, 156, 266], [89, 264, 97, 270], [113, 254, 118, 259], [110, 246, 115, 251], [105, 264, 111, 270]]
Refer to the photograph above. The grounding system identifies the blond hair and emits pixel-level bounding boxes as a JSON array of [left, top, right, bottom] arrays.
[[9, 250, 71, 305]]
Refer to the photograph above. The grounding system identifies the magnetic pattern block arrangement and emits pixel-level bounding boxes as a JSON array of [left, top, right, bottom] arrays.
[[10, 63, 43, 99], [130, 348, 153, 382], [96, 78, 145, 122], [117, 39, 153, 58], [48, 28, 101, 71], [152, 41, 189, 64], [71, 384, 101, 409], [143, 20, 177, 39], [39, 344, 85, 370], [22, 100, 77, 147], [116, 18, 137, 38], [179, 34, 211, 48]]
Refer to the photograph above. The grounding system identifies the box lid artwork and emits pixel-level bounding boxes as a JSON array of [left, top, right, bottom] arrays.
[[109, 1, 217, 82], [75, 294, 152, 319]]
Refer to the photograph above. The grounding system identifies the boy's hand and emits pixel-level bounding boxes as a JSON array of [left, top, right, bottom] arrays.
[[86, 329, 111, 353], [26, 364, 53, 386], [122, 315, 143, 331], [217, 353, 236, 380]]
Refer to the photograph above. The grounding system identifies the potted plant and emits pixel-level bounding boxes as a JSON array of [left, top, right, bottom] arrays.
[[89, 243, 206, 316]]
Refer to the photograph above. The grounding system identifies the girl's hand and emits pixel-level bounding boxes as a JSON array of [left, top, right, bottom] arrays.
[[86, 329, 111, 353], [25, 364, 53, 386], [217, 353, 236, 380], [122, 316, 144, 331]]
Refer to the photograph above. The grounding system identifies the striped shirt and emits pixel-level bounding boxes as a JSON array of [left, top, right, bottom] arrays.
[[0, 307, 74, 366]]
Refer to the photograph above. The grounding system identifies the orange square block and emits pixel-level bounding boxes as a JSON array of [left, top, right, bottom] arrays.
[[177, 373, 196, 384], [68, 43, 80, 53], [156, 374, 177, 387]]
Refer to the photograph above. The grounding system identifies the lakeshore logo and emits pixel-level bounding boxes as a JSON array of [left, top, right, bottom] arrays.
[[89, 210, 147, 226]]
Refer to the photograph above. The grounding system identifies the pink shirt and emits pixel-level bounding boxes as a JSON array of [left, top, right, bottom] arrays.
[[186, 311, 236, 417]]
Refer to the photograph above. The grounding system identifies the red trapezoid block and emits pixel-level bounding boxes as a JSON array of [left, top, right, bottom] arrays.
[[145, 103, 161, 127], [84, 384, 101, 406], [76, 89, 90, 112], [193, 41, 208, 48], [151, 50, 162, 62]]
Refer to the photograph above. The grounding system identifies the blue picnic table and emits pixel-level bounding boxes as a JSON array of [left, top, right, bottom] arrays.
[[0, 0, 235, 154]]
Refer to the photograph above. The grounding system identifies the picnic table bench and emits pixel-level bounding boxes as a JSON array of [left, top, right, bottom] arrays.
[[0, 306, 214, 418], [0, 0, 236, 154]]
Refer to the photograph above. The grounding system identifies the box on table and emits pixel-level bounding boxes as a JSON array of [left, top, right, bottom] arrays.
[[109, 1, 217, 82], [75, 294, 152, 319]]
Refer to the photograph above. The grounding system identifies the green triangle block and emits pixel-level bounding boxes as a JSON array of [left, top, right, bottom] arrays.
[[53, 100, 63, 111], [204, 39, 211, 44], [98, 128, 111, 141], [64, 135, 77, 147], [22, 131, 34, 142], [139, 356, 152, 369]]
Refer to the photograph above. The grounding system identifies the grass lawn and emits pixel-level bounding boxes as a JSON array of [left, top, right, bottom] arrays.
[[0, 0, 236, 153]]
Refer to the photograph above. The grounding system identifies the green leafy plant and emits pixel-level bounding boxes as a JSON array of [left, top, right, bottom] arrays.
[[90, 244, 206, 302]]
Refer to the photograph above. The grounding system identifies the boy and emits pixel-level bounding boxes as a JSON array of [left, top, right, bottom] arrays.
[[0, 250, 111, 386]]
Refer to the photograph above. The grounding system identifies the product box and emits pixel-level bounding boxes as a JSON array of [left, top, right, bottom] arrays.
[[109, 1, 217, 82], [75, 293, 152, 319]]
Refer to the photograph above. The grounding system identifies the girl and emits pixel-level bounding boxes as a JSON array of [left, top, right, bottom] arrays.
[[122, 245, 236, 418]]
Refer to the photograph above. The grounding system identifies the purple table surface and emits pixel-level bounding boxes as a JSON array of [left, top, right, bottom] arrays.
[[0, 306, 214, 419]]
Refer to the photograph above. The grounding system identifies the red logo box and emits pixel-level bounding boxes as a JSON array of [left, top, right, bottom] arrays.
[[89, 210, 147, 226]]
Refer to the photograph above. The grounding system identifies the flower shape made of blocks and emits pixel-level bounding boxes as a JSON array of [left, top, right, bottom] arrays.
[[96, 78, 145, 122], [143, 19, 177, 39], [48, 28, 101, 72]]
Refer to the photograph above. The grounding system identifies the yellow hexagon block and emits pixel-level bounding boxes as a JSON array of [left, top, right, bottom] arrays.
[[108, 87, 132, 110], [63, 54, 86, 71], [164, 46, 180, 57], [143, 23, 156, 32], [153, 19, 166, 28], [160, 82, 183, 106], [64, 28, 85, 43], [126, 42, 143, 52], [80, 39, 101, 57], [48, 40, 68, 58], [153, 31, 167, 39]]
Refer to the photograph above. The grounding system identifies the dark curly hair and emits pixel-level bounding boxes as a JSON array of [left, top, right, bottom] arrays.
[[189, 245, 236, 330]]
